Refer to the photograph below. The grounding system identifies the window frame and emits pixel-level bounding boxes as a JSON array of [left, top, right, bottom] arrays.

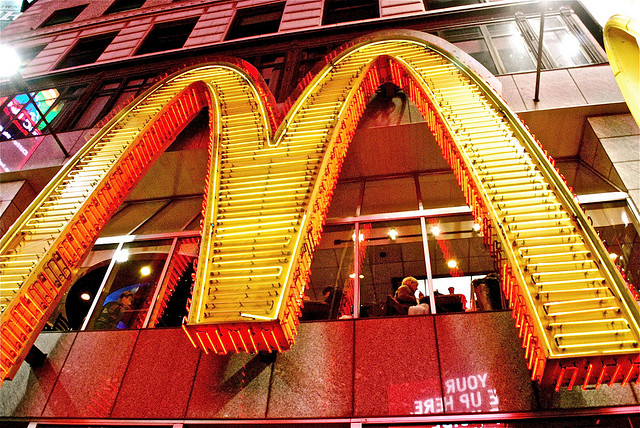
[[135, 17, 199, 56], [54, 31, 119, 70], [322, 0, 380, 26], [39, 4, 88, 28], [225, 2, 286, 41]]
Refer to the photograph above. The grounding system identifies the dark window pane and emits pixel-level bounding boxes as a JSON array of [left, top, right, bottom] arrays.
[[103, 0, 145, 15], [440, 26, 482, 41], [323, 0, 379, 25], [226, 3, 285, 40], [55, 32, 118, 69], [39, 4, 87, 27], [453, 38, 498, 74], [135, 17, 198, 55], [424, 0, 481, 11]]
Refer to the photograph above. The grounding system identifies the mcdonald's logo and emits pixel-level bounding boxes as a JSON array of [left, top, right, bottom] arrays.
[[1, 30, 638, 388]]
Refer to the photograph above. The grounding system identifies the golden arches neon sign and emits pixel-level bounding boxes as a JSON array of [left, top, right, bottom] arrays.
[[1, 31, 638, 388]]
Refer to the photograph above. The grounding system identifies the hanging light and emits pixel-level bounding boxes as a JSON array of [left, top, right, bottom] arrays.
[[80, 292, 91, 301], [609, 253, 618, 261], [472, 222, 481, 232], [140, 266, 151, 276], [431, 225, 441, 236], [388, 228, 399, 240], [351, 232, 364, 242], [447, 259, 458, 269]]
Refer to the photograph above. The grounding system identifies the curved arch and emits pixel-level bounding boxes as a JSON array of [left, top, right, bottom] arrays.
[[1, 32, 638, 387]]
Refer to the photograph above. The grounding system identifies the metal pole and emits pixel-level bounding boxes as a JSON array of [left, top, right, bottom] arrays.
[[353, 222, 360, 318], [533, 1, 547, 102], [10, 73, 69, 157], [420, 217, 436, 314]]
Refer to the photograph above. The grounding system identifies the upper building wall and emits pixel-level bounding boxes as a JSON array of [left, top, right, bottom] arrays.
[[1, 0, 432, 76]]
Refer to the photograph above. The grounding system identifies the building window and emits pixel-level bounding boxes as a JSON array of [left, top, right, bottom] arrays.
[[438, 10, 606, 75], [16, 44, 47, 68], [226, 2, 285, 40], [135, 17, 199, 55], [423, 0, 482, 10], [55, 32, 119, 70], [73, 75, 156, 129], [103, 0, 145, 15], [242, 52, 286, 100], [0, 89, 63, 141], [39, 4, 87, 28], [322, 0, 379, 26]]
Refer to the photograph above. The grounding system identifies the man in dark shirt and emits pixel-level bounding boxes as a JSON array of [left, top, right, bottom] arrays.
[[94, 290, 134, 330]]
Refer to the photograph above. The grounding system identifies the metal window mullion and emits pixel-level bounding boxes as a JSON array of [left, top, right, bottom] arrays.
[[80, 240, 125, 331], [559, 7, 607, 63], [516, 12, 555, 70], [479, 25, 507, 75], [353, 221, 360, 319], [420, 216, 436, 314]]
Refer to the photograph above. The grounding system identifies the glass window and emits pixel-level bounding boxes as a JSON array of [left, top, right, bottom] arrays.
[[307, 224, 355, 320], [44, 243, 118, 331], [0, 88, 62, 141], [148, 237, 200, 327], [73, 76, 156, 129], [39, 4, 87, 28], [85, 239, 173, 330], [226, 2, 285, 40], [55, 32, 119, 69], [135, 17, 199, 55], [453, 37, 498, 75], [359, 219, 426, 317], [243, 52, 286, 100], [103, 0, 146, 15], [529, 16, 591, 68], [323, 0, 379, 25], [487, 22, 536, 73]]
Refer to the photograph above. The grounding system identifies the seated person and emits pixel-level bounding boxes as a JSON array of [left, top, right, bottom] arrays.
[[408, 296, 430, 315], [394, 276, 424, 306]]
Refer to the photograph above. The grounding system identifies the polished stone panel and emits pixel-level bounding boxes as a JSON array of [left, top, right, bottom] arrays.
[[111, 328, 201, 419], [588, 114, 640, 139], [601, 136, 640, 163], [569, 66, 624, 105], [540, 383, 640, 409], [354, 316, 440, 417], [513, 70, 586, 111], [42, 330, 138, 418], [187, 350, 271, 419], [0, 332, 76, 418], [268, 320, 354, 418], [496, 75, 526, 112], [435, 311, 537, 414]]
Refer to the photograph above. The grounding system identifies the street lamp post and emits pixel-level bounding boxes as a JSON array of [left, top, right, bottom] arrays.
[[0, 45, 69, 158]]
